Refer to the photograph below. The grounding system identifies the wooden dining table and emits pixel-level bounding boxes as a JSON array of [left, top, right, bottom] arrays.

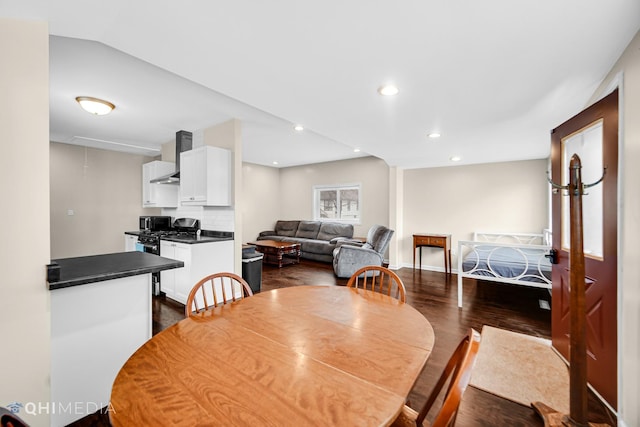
[[109, 285, 435, 426]]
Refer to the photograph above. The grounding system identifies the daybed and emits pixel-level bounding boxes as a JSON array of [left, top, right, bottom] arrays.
[[257, 220, 355, 263], [457, 231, 552, 308]]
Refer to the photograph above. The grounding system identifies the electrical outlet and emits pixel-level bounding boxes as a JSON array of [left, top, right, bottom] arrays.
[[67, 209, 74, 216]]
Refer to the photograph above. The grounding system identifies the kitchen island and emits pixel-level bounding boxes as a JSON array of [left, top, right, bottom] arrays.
[[48, 251, 183, 427]]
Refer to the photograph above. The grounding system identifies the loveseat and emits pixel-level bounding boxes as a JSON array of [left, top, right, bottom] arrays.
[[257, 220, 355, 263]]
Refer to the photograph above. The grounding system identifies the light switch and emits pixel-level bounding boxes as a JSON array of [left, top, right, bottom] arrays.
[[67, 209, 74, 216]]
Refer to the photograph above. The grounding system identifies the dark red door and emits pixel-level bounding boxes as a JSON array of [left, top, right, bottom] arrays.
[[550, 89, 618, 409]]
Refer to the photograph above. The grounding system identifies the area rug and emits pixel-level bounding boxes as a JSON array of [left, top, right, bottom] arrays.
[[469, 325, 570, 414]]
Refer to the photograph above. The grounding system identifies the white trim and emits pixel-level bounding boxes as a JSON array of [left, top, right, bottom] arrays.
[[607, 72, 624, 425], [312, 183, 362, 223]]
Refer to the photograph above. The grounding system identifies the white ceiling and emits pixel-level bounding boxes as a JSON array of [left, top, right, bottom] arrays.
[[3, 1, 639, 169]]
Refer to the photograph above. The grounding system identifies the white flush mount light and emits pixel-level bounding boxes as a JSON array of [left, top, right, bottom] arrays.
[[272, 161, 279, 165], [377, 84, 399, 96], [450, 156, 461, 162], [353, 148, 361, 153], [76, 96, 115, 115], [428, 132, 441, 139], [293, 124, 304, 131]]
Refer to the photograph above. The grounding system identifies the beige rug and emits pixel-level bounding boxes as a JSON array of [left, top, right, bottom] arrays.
[[469, 325, 570, 413]]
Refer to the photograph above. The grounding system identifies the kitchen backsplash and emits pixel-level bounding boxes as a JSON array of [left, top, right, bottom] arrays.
[[161, 206, 234, 232]]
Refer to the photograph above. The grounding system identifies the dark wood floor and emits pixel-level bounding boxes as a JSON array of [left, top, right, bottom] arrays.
[[73, 260, 615, 426]]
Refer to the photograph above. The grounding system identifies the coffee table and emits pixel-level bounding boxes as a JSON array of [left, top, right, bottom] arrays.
[[248, 240, 301, 268]]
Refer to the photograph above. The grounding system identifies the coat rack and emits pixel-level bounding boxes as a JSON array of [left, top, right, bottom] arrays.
[[533, 154, 608, 427]]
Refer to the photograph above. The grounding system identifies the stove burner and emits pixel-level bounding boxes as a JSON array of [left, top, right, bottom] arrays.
[[138, 230, 198, 244]]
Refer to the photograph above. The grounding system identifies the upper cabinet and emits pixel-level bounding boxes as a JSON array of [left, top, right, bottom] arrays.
[[142, 161, 179, 208], [180, 146, 231, 206]]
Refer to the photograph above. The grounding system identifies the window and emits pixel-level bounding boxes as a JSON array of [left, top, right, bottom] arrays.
[[313, 184, 361, 223]]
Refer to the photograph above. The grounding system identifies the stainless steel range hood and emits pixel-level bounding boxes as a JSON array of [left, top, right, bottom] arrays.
[[150, 130, 192, 184]]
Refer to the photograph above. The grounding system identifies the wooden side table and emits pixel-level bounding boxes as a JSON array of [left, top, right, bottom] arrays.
[[413, 233, 452, 275], [247, 240, 301, 268]]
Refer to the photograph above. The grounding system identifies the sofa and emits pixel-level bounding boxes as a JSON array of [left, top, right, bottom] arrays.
[[332, 225, 395, 278], [257, 220, 355, 263]]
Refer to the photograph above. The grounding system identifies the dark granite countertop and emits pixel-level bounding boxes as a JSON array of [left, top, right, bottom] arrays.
[[159, 235, 233, 244], [124, 230, 233, 244], [48, 251, 184, 290]]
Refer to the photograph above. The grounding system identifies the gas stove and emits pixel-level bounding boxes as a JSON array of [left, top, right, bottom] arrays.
[[138, 218, 201, 246], [138, 230, 197, 243], [137, 218, 200, 297]]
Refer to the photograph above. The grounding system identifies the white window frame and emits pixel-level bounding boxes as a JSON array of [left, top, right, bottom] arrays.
[[312, 184, 361, 224]]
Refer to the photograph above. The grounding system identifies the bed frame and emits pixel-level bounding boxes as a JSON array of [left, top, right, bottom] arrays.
[[457, 231, 552, 308]]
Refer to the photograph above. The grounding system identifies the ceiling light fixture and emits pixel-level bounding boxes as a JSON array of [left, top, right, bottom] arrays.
[[377, 84, 399, 96], [272, 161, 279, 165], [293, 124, 304, 131], [353, 148, 361, 153], [450, 156, 461, 162], [428, 132, 441, 139], [75, 96, 115, 115]]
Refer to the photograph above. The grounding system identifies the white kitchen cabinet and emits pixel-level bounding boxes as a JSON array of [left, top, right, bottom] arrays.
[[160, 240, 234, 305], [142, 161, 179, 208], [124, 234, 138, 251], [180, 146, 231, 206], [159, 241, 188, 301]]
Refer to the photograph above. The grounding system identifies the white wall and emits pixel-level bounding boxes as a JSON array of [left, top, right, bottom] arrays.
[[401, 159, 549, 270], [50, 142, 156, 258], [590, 30, 640, 427], [0, 18, 51, 427], [278, 156, 390, 238], [242, 162, 281, 243]]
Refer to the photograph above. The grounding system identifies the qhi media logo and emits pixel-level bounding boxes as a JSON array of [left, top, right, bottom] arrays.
[[4, 401, 114, 417]]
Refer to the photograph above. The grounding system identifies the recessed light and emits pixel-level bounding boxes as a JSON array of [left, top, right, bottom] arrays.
[[272, 161, 279, 165], [377, 84, 399, 96], [450, 156, 461, 162], [353, 148, 361, 153], [428, 133, 441, 139], [75, 96, 115, 115], [293, 124, 304, 131]]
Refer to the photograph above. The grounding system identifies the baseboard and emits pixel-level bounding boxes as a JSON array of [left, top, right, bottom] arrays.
[[400, 262, 457, 274]]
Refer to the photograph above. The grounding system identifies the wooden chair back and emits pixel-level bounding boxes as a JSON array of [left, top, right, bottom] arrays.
[[0, 407, 29, 427], [185, 272, 253, 317], [394, 328, 481, 427], [346, 265, 406, 303]]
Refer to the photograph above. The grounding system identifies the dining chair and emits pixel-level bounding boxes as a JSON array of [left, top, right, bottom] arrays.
[[391, 328, 482, 427], [185, 272, 253, 317], [346, 265, 406, 303], [0, 407, 29, 427]]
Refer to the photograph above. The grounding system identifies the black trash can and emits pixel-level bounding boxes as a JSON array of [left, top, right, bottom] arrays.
[[242, 248, 263, 294]]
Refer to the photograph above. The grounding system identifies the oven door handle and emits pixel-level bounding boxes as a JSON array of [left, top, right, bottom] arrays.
[[136, 241, 158, 253]]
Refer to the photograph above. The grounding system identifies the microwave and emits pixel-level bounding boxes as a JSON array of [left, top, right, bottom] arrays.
[[139, 216, 172, 232]]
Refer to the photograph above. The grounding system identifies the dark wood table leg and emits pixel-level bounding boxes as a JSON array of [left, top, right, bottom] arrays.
[[413, 243, 416, 270]]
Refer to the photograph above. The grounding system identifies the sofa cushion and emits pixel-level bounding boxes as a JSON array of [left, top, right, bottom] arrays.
[[257, 235, 286, 242], [274, 220, 300, 237], [317, 222, 354, 241], [295, 221, 321, 239], [299, 239, 336, 256]]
